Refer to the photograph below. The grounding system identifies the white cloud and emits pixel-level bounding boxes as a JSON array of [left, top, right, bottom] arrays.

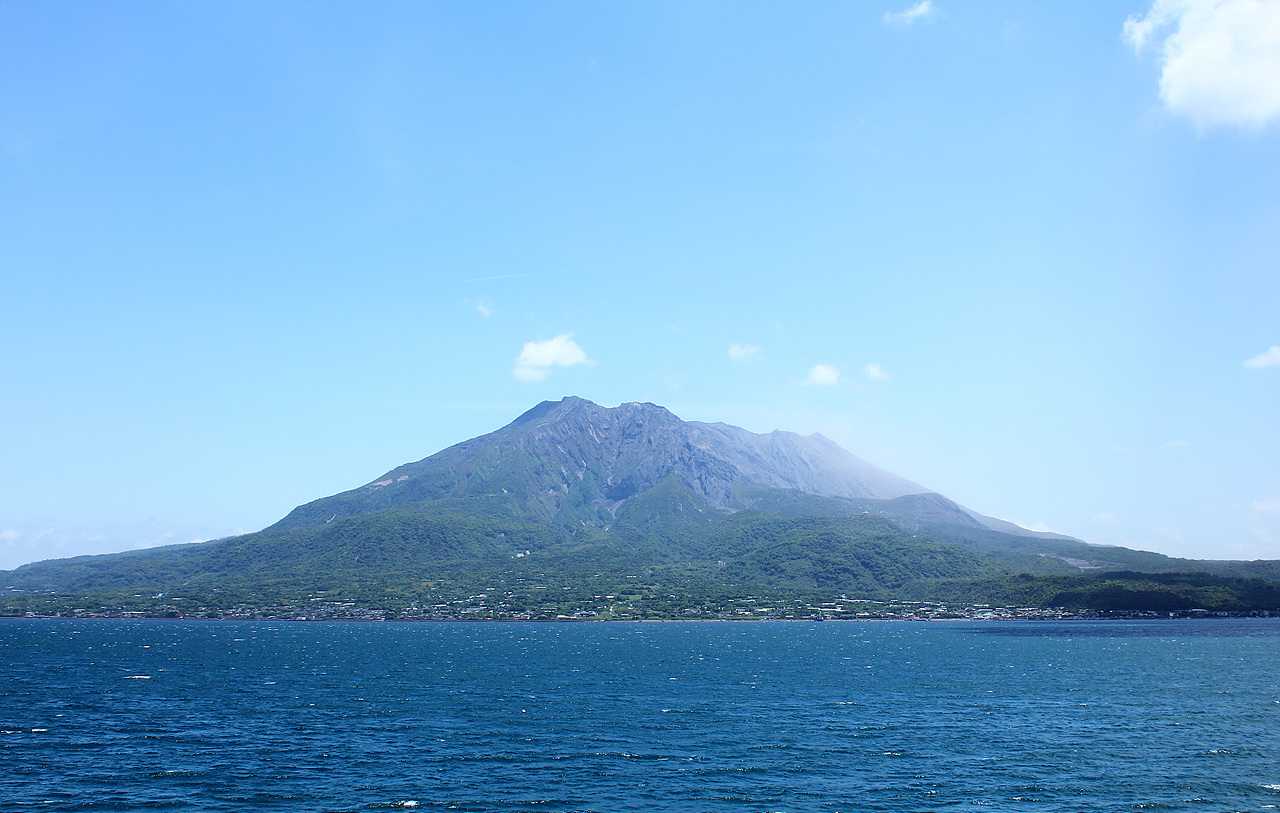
[[1124, 0, 1280, 129], [1253, 497, 1280, 512], [729, 343, 761, 361], [805, 364, 841, 386], [863, 362, 890, 382], [1162, 439, 1191, 448], [884, 0, 937, 27], [1244, 345, 1280, 368], [475, 297, 494, 317], [513, 333, 594, 383]]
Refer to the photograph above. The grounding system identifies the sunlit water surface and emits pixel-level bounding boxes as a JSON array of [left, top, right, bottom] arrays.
[[3, 618, 1278, 812]]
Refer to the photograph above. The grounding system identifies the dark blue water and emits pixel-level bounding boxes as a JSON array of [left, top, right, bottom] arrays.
[[3, 619, 1278, 812]]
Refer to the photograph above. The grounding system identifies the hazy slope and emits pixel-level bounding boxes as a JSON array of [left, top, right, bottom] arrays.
[[9, 397, 1275, 614], [269, 397, 932, 532]]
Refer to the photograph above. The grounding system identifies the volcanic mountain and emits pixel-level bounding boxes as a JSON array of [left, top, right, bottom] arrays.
[[6, 397, 1280, 615], [272, 396, 936, 532]]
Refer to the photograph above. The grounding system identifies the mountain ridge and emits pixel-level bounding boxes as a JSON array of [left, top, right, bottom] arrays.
[[5, 396, 1280, 617], [270, 396, 937, 533]]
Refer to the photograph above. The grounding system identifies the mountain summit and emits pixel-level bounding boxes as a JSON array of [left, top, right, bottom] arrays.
[[271, 396, 931, 532], [11, 396, 1276, 618]]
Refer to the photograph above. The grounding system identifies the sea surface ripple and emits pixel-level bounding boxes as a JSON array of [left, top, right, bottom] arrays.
[[2, 618, 1278, 812]]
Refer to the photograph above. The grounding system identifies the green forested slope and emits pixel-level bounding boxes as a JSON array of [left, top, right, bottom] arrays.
[[5, 398, 1279, 616]]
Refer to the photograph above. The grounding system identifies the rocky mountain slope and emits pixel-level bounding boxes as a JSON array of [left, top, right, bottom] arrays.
[[5, 397, 1279, 615], [270, 396, 934, 532]]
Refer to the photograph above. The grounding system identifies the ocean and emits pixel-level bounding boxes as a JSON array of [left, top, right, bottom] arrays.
[[2, 618, 1278, 812]]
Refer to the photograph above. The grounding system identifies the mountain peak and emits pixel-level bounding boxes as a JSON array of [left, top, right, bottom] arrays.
[[508, 396, 673, 426], [271, 398, 932, 532], [508, 397, 576, 426]]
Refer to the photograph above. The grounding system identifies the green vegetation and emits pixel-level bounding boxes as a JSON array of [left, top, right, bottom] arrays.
[[914, 571, 1280, 612], [5, 398, 1279, 619], [5, 493, 1279, 618]]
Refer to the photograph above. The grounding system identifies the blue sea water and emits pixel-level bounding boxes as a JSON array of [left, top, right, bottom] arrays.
[[2, 619, 1278, 812]]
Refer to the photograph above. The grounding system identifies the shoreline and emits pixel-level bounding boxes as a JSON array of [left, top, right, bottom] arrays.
[[4, 612, 1274, 623]]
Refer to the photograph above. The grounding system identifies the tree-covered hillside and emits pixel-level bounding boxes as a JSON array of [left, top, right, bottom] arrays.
[[5, 398, 1279, 617]]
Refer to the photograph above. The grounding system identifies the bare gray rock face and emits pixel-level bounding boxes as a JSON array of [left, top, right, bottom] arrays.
[[273, 396, 931, 531]]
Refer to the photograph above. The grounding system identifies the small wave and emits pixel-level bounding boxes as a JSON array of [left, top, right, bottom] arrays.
[[124, 675, 152, 680], [1262, 784, 1280, 791]]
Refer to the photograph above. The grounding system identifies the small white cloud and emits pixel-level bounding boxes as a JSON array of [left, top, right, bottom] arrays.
[[805, 364, 841, 386], [1124, 0, 1280, 129], [513, 333, 595, 383], [729, 343, 761, 361], [863, 362, 890, 382], [885, 0, 937, 27], [1244, 345, 1280, 368], [475, 297, 494, 317], [1162, 439, 1191, 448], [1253, 497, 1280, 513]]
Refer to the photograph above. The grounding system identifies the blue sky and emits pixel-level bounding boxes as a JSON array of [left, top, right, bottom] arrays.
[[2, 0, 1278, 569]]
